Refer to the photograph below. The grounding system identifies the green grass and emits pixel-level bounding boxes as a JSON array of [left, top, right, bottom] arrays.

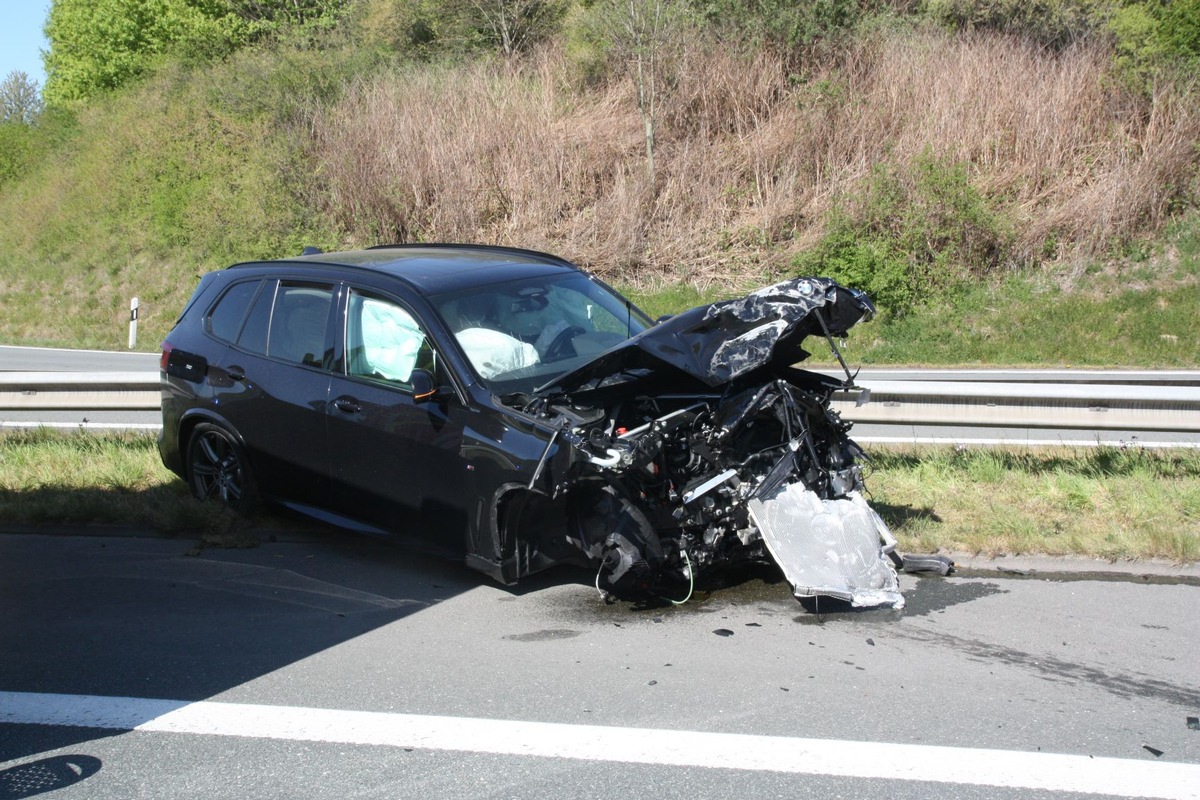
[[2, 429, 1197, 563], [0, 428, 255, 546], [620, 279, 756, 322], [846, 271, 1200, 367], [625, 256, 1200, 369], [868, 445, 1200, 562]]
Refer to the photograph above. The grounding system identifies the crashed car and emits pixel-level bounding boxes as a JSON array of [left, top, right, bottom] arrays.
[[160, 245, 943, 608]]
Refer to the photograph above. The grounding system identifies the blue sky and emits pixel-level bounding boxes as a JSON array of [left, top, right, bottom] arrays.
[[1, 0, 53, 88]]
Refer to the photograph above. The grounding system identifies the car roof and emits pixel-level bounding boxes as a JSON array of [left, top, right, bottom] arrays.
[[230, 244, 584, 296]]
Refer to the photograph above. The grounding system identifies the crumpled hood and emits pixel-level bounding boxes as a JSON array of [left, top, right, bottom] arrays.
[[537, 277, 875, 396]]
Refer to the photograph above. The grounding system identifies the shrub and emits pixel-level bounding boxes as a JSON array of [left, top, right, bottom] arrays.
[[796, 153, 1012, 313], [1111, 0, 1200, 91], [923, 0, 1096, 49], [689, 0, 888, 58]]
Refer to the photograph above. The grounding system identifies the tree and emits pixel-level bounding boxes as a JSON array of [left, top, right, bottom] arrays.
[[45, 0, 185, 103], [460, 0, 569, 57], [41, 0, 348, 104], [0, 71, 43, 124], [596, 0, 691, 176]]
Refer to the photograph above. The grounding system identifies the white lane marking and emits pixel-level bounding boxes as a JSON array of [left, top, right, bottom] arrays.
[[2, 691, 1197, 798]]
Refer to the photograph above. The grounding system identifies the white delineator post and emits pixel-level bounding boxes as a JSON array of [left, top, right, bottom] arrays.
[[128, 297, 139, 349]]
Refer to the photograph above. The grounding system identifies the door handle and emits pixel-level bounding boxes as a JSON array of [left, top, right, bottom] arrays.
[[227, 366, 245, 382], [333, 397, 361, 414]]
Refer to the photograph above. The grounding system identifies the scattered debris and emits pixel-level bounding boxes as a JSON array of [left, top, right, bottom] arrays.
[[1143, 745, 1164, 757], [713, 629, 735, 637]]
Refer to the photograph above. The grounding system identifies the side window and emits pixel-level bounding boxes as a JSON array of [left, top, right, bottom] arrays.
[[267, 282, 334, 368], [236, 279, 275, 355], [207, 280, 261, 343], [345, 290, 434, 389]]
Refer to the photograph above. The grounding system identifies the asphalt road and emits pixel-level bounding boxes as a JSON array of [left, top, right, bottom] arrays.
[[0, 345, 159, 373], [1, 528, 1198, 799]]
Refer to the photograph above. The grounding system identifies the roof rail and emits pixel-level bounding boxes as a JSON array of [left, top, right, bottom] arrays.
[[366, 242, 575, 267]]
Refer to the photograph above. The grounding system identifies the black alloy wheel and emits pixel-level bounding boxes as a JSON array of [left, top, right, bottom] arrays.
[[186, 423, 257, 515]]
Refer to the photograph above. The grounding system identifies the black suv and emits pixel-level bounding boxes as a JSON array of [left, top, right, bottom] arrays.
[[161, 245, 917, 605]]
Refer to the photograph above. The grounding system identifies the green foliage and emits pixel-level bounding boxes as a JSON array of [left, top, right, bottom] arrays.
[[42, 0, 351, 104], [796, 153, 1011, 314], [1111, 0, 1200, 90], [353, 0, 568, 59], [922, 0, 1096, 49], [1158, 0, 1200, 58], [621, 279, 754, 319], [353, 0, 465, 58], [689, 0, 881, 55], [0, 123, 36, 185], [0, 40, 355, 348], [44, 0, 231, 103], [923, 0, 1200, 86], [0, 106, 77, 186], [870, 444, 1200, 561]]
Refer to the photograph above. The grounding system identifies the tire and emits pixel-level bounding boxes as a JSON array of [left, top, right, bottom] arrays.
[[186, 423, 258, 515]]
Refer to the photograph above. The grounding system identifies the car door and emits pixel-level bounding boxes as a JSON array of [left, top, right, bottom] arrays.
[[211, 278, 336, 504], [326, 287, 467, 540]]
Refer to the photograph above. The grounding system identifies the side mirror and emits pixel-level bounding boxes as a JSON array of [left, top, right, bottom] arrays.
[[409, 369, 437, 402]]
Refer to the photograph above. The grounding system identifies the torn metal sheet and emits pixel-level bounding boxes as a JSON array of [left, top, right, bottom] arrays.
[[749, 486, 904, 609], [539, 277, 875, 396]]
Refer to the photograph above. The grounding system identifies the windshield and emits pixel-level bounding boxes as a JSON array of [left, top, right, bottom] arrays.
[[431, 272, 652, 395]]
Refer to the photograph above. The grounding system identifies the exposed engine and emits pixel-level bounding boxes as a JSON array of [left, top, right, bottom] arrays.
[[504, 276, 950, 607], [523, 371, 884, 602]]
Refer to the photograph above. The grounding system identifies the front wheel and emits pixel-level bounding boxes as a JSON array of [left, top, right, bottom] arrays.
[[186, 423, 257, 515]]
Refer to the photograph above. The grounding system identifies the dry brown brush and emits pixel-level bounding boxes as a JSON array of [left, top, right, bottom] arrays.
[[309, 26, 1199, 285]]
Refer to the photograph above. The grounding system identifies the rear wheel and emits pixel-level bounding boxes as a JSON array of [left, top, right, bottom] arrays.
[[186, 423, 257, 515]]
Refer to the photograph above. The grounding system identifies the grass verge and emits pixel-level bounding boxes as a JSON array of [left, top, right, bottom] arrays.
[[2, 429, 1196, 563], [0, 428, 258, 548], [625, 257, 1200, 369], [868, 445, 1200, 563]]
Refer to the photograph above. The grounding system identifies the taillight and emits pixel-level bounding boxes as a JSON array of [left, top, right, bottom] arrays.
[[160, 341, 174, 371]]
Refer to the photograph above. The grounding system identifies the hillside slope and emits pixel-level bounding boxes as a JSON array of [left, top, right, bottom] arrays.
[[0, 13, 1196, 361]]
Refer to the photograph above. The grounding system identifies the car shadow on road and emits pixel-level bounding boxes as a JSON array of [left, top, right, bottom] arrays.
[[0, 514, 498, 767]]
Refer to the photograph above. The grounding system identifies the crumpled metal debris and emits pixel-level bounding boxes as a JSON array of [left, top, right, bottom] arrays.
[[749, 485, 904, 609]]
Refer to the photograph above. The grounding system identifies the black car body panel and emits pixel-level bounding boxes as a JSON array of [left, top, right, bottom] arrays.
[[161, 245, 929, 607], [541, 277, 873, 395]]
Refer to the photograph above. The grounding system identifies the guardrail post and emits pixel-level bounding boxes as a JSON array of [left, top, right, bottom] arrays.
[[128, 297, 139, 350]]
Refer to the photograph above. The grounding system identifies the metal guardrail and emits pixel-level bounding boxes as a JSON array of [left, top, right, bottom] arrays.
[[0, 372, 160, 411], [817, 368, 1200, 386], [831, 380, 1200, 432], [2, 370, 1199, 434]]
